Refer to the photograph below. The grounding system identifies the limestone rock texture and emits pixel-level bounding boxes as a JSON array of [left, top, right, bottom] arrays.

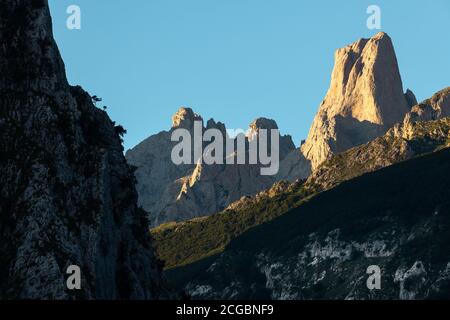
[[276, 148, 311, 182], [404, 87, 450, 123], [126, 108, 303, 226], [125, 108, 200, 226], [307, 87, 450, 191], [301, 32, 412, 170], [128, 32, 425, 226], [309, 115, 450, 192], [0, 0, 170, 299]]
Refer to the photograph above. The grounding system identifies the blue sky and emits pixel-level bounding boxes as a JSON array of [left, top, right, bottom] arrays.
[[48, 0, 450, 151]]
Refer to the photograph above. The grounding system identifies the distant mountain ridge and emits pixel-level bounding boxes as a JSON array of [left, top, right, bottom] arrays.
[[126, 107, 306, 226], [130, 32, 420, 226]]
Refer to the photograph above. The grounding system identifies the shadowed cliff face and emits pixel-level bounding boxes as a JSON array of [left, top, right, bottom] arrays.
[[0, 0, 170, 299], [0, 0, 68, 92]]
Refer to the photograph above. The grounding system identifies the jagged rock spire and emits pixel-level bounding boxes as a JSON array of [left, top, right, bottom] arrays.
[[171, 107, 203, 129], [301, 32, 411, 170]]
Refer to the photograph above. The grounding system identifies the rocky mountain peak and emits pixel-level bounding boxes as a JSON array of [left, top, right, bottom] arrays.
[[171, 107, 203, 129], [127, 108, 303, 226], [247, 117, 279, 138], [301, 32, 411, 170], [206, 118, 227, 137], [404, 87, 450, 124], [249, 117, 279, 131], [246, 118, 281, 149], [405, 89, 418, 107], [323, 31, 408, 125]]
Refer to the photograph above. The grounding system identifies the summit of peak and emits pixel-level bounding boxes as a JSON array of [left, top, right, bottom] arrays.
[[371, 31, 389, 41], [302, 32, 410, 170], [171, 107, 203, 129], [249, 118, 279, 131]]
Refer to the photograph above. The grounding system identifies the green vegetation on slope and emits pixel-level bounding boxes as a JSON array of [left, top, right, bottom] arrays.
[[151, 182, 314, 269], [152, 117, 450, 270], [168, 147, 450, 299], [230, 148, 450, 255]]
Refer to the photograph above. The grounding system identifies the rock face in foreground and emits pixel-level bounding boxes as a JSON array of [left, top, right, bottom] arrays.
[[301, 32, 413, 170], [126, 108, 305, 226], [0, 0, 169, 299]]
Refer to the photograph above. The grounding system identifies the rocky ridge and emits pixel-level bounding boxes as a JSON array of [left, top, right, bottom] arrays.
[[126, 108, 304, 226], [132, 32, 420, 227], [152, 100, 450, 272]]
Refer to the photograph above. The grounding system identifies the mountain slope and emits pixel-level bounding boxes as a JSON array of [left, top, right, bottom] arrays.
[[152, 114, 450, 271], [151, 180, 308, 269], [0, 0, 170, 299], [167, 146, 450, 300], [309, 114, 450, 190]]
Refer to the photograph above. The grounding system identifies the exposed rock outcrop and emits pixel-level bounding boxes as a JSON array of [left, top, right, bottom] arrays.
[[0, 0, 170, 299], [309, 115, 450, 191], [405, 89, 418, 108], [126, 109, 303, 226], [172, 107, 203, 129], [404, 87, 450, 123], [152, 108, 450, 271], [305, 87, 450, 191], [129, 32, 425, 224], [301, 32, 412, 170], [276, 148, 311, 182], [125, 107, 199, 224]]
